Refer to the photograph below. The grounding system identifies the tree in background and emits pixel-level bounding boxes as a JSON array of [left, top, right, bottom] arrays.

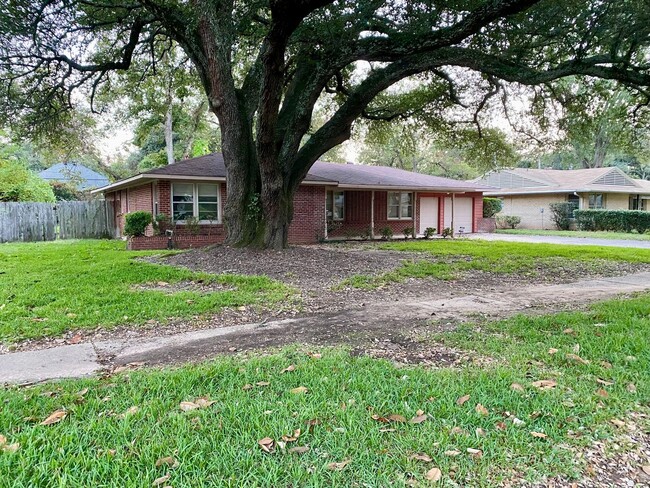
[[3, 1, 650, 247], [0, 158, 55, 202], [101, 43, 220, 171]]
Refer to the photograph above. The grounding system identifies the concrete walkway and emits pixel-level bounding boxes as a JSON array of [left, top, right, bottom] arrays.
[[2, 271, 650, 385], [469, 232, 650, 249]]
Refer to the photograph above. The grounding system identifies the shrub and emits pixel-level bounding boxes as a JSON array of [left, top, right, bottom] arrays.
[[124, 211, 152, 237], [380, 226, 393, 240], [153, 213, 172, 235], [441, 227, 453, 238], [549, 202, 577, 230], [423, 227, 436, 239], [496, 215, 522, 229], [359, 226, 373, 240], [574, 209, 650, 233], [185, 216, 201, 235], [402, 226, 414, 239], [483, 198, 503, 218]]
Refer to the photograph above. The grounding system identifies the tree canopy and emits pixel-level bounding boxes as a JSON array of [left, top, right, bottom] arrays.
[[2, 0, 650, 247]]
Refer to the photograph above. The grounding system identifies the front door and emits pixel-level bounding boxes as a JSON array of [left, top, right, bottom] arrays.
[[419, 197, 439, 234]]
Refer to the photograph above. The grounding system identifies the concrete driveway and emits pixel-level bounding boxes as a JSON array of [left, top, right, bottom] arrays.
[[469, 232, 650, 249]]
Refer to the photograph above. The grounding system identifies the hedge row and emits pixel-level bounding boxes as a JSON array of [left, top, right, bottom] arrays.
[[574, 209, 650, 233]]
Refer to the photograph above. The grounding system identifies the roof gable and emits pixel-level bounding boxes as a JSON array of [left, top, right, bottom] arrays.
[[588, 167, 638, 187], [39, 163, 110, 190], [478, 170, 553, 188]]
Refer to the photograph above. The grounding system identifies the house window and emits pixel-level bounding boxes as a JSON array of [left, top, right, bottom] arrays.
[[629, 195, 641, 210], [567, 194, 579, 210], [326, 190, 344, 221], [388, 192, 413, 219], [172, 183, 220, 222], [588, 193, 605, 209]]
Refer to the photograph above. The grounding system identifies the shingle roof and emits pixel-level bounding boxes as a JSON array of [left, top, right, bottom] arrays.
[[39, 163, 110, 190], [98, 153, 487, 193], [146, 153, 334, 183], [477, 167, 650, 195], [309, 161, 485, 190]]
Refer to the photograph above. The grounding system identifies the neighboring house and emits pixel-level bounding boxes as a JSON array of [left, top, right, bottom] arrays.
[[39, 163, 110, 190], [93, 153, 488, 247], [475, 167, 650, 229]]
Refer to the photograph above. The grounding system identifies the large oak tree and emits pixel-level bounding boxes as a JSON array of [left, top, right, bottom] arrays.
[[2, 0, 650, 248]]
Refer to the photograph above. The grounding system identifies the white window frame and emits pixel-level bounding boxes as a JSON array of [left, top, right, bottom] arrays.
[[387, 191, 414, 220], [171, 182, 221, 223], [326, 190, 345, 221]]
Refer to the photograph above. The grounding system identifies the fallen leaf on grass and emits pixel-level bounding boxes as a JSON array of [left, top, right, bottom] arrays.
[[495, 421, 507, 431], [531, 379, 557, 390], [256, 381, 270, 387], [466, 448, 483, 458], [450, 426, 467, 436], [627, 383, 637, 393], [258, 437, 275, 453], [456, 394, 470, 406], [242, 384, 253, 390], [444, 450, 461, 457], [290, 386, 309, 394], [566, 353, 590, 365], [475, 404, 488, 416], [179, 397, 215, 412], [0, 435, 5, 445], [327, 459, 350, 471], [155, 456, 179, 468], [610, 418, 625, 428], [151, 474, 170, 487], [510, 383, 525, 392], [548, 348, 558, 355], [595, 389, 609, 398], [282, 364, 296, 373], [306, 352, 322, 359], [425, 467, 442, 482], [289, 446, 310, 454], [563, 328, 575, 335], [40, 409, 67, 426], [530, 431, 548, 439], [600, 360, 613, 369], [379, 428, 396, 433], [3, 443, 20, 453], [596, 378, 614, 386], [281, 429, 301, 442], [409, 453, 432, 462], [410, 413, 427, 424], [641, 465, 650, 475]]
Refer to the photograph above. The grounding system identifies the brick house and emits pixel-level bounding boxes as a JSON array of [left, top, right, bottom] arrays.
[[93, 153, 488, 249], [475, 167, 650, 229]]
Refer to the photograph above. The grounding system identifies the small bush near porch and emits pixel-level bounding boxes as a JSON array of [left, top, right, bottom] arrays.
[[0, 240, 290, 343]]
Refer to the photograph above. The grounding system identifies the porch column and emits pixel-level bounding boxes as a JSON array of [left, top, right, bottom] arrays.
[[370, 190, 375, 239], [323, 188, 328, 240], [451, 193, 456, 237]]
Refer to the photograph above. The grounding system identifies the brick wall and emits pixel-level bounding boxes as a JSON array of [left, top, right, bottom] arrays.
[[127, 234, 223, 250], [288, 186, 327, 244]]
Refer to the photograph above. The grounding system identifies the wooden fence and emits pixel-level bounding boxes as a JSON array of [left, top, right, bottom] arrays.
[[0, 201, 116, 243]]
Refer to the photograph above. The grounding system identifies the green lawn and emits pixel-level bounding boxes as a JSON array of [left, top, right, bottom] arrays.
[[1, 294, 648, 487], [496, 228, 650, 241], [337, 238, 650, 289], [0, 240, 291, 344]]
